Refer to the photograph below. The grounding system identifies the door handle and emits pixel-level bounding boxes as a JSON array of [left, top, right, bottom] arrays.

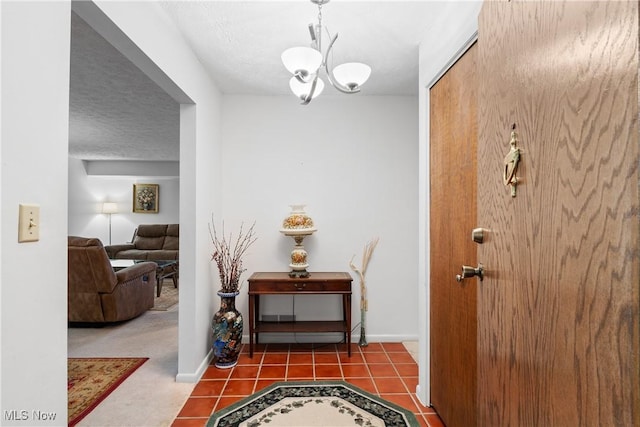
[[455, 264, 484, 282]]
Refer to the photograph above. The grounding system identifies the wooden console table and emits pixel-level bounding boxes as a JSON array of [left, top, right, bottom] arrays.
[[247, 272, 352, 357]]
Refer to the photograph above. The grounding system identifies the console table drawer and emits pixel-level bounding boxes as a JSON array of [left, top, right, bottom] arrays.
[[249, 280, 350, 293], [248, 272, 352, 294]]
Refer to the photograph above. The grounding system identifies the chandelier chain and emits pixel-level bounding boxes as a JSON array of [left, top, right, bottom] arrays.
[[317, 4, 323, 52]]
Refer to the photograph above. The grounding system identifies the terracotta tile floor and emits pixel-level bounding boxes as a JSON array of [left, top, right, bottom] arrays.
[[172, 342, 444, 427]]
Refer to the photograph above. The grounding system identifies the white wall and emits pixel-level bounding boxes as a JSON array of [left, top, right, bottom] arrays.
[[416, 0, 482, 407], [1, 1, 70, 424], [221, 95, 419, 343], [68, 157, 180, 245], [0, 1, 223, 421], [76, 0, 224, 382]]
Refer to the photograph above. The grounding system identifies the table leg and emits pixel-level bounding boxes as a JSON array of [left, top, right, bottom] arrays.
[[344, 293, 352, 357], [248, 294, 255, 357], [255, 295, 260, 345]]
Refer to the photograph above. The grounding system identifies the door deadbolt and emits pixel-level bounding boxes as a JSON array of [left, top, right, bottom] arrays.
[[472, 228, 486, 244], [455, 264, 484, 282]]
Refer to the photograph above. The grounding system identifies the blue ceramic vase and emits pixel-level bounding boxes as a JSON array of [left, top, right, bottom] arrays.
[[211, 291, 243, 368]]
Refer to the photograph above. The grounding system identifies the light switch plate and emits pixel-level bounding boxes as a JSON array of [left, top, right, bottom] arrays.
[[18, 204, 40, 242]]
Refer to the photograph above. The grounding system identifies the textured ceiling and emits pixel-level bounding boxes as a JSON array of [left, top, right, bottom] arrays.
[[157, 1, 442, 96], [69, 1, 444, 161], [69, 12, 180, 161]]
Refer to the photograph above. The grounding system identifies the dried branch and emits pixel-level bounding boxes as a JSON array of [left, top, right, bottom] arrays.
[[209, 215, 257, 293], [349, 237, 379, 312]]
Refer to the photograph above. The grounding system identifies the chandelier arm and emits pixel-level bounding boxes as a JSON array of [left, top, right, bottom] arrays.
[[301, 76, 319, 105], [322, 31, 338, 67], [323, 33, 361, 94], [294, 70, 314, 84]]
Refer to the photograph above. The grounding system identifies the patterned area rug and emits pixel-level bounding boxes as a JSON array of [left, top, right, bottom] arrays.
[[150, 280, 178, 311], [68, 357, 148, 426], [207, 381, 419, 427]]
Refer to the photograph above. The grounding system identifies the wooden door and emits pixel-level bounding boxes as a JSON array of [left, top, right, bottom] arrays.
[[430, 43, 477, 427], [477, 1, 639, 425]]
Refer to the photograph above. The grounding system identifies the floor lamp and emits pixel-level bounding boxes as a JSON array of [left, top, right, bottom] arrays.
[[102, 202, 118, 245]]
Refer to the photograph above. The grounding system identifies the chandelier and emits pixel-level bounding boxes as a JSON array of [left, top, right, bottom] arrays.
[[281, 0, 371, 105]]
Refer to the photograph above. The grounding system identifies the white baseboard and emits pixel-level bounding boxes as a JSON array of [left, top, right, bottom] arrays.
[[175, 348, 213, 383], [415, 384, 428, 407], [357, 334, 419, 343]]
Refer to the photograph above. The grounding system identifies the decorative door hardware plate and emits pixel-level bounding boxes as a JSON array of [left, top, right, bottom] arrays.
[[504, 124, 522, 197]]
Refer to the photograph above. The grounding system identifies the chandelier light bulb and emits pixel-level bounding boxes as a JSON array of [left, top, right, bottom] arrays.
[[332, 62, 372, 91], [289, 76, 325, 100], [281, 47, 322, 77]]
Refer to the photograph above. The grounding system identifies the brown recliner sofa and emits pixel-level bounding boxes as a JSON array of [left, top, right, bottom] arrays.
[[68, 236, 157, 323], [105, 224, 179, 260]]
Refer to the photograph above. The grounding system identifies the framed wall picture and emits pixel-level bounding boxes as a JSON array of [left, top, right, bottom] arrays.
[[133, 184, 159, 213]]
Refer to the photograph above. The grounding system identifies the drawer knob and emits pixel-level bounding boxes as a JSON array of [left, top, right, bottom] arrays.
[[294, 283, 306, 290]]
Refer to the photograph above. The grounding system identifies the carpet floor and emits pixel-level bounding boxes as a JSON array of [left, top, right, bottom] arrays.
[[68, 357, 148, 426]]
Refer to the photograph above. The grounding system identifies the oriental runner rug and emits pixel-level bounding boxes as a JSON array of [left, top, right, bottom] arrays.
[[68, 357, 148, 426], [207, 381, 419, 427]]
